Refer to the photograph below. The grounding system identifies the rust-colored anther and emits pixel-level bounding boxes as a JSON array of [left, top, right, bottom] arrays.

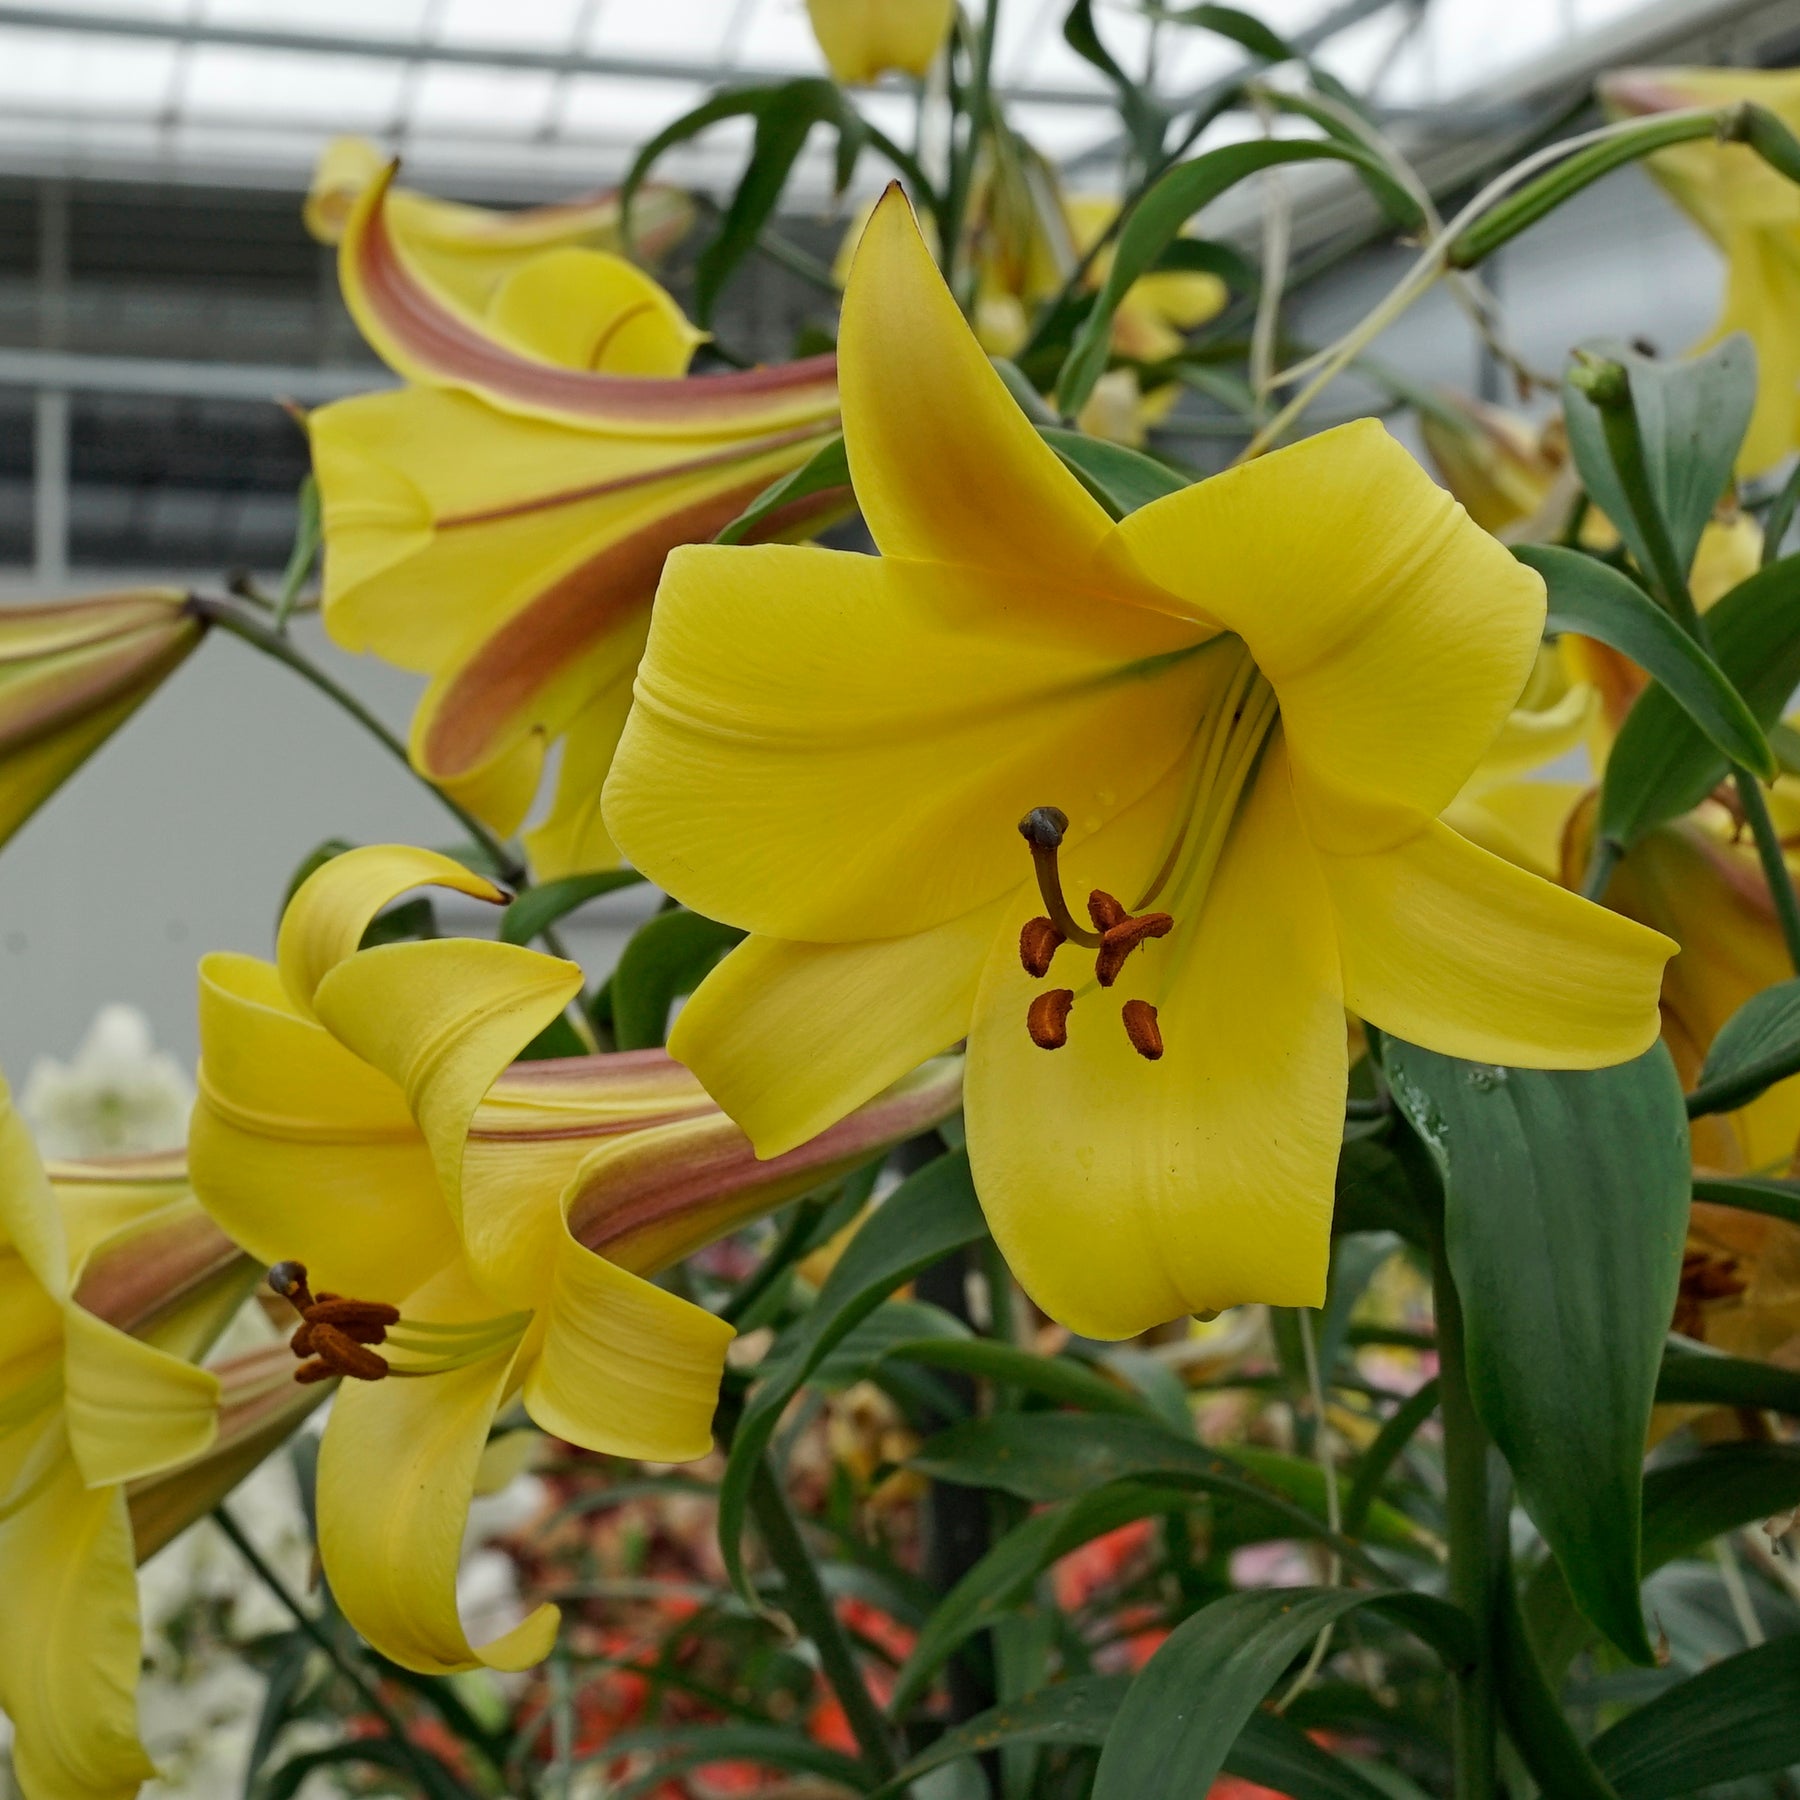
[[1027, 988, 1076, 1050], [1088, 889, 1129, 933], [1019, 915, 1065, 978], [1094, 911, 1174, 987], [1121, 999, 1164, 1061], [268, 1259, 398, 1385]]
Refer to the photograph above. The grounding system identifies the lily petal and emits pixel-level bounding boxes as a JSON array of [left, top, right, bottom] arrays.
[[523, 1226, 732, 1462], [1118, 418, 1547, 855], [567, 1054, 965, 1272], [190, 951, 458, 1301], [0, 1464, 154, 1800], [606, 543, 1213, 941], [0, 1076, 68, 1302], [839, 186, 1116, 577], [60, 1305, 218, 1488], [1323, 817, 1674, 1067], [311, 937, 583, 1234], [522, 668, 639, 879], [667, 906, 1003, 1159], [339, 166, 837, 434], [317, 1268, 547, 1676], [967, 740, 1345, 1336]]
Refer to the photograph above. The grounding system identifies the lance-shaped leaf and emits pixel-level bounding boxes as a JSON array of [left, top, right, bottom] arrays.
[[0, 589, 204, 853], [1516, 543, 1771, 775], [1685, 978, 1800, 1114], [1092, 1587, 1473, 1799], [1561, 334, 1755, 585], [1384, 1040, 1690, 1663], [718, 1148, 985, 1601], [1599, 550, 1800, 846]]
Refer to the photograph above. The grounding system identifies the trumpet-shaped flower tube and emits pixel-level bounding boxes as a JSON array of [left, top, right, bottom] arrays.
[[603, 188, 1673, 1340], [0, 1110, 229, 1800], [1602, 67, 1800, 476], [806, 0, 953, 83], [310, 165, 843, 877], [188, 845, 960, 1675], [0, 590, 203, 855]]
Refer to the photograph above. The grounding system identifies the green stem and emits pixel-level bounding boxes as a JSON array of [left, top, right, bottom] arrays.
[[1431, 1232, 1498, 1798], [211, 1505, 475, 1800], [940, 0, 1002, 300], [747, 1459, 900, 1781], [190, 594, 527, 889], [1734, 768, 1800, 975], [1581, 835, 1622, 903]]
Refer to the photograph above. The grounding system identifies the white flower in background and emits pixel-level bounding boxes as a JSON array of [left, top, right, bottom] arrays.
[[21, 1002, 194, 1158]]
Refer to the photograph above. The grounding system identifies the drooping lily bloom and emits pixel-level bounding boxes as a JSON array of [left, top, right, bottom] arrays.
[[1601, 67, 1800, 476], [308, 162, 842, 878], [187, 845, 960, 1675], [603, 188, 1673, 1339], [0, 590, 204, 854], [806, 0, 954, 83], [0, 1117, 240, 1799], [302, 135, 696, 287]]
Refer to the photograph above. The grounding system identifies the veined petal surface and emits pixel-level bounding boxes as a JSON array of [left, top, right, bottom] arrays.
[[968, 741, 1345, 1336], [60, 1305, 218, 1488], [1323, 818, 1674, 1067], [667, 905, 1003, 1158], [1118, 419, 1546, 854], [190, 952, 457, 1302], [607, 544, 1214, 941]]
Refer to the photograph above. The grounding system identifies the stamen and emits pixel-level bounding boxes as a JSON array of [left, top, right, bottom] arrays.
[[1122, 999, 1164, 1061], [1094, 910, 1174, 988], [1088, 890, 1128, 933], [1019, 915, 1065, 978], [1027, 989, 1075, 1050], [1019, 808, 1104, 949], [267, 1261, 400, 1385]]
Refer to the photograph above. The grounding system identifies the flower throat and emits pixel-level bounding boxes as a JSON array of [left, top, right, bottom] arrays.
[[1017, 646, 1278, 1060]]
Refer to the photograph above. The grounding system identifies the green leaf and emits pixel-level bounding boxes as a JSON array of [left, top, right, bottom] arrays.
[[620, 81, 866, 324], [1060, 139, 1425, 414], [1341, 1378, 1440, 1537], [1523, 1439, 1800, 1679], [882, 1338, 1161, 1417], [872, 1672, 1397, 1800], [713, 434, 852, 546], [1091, 1587, 1473, 1800], [1039, 426, 1187, 517], [809, 1299, 969, 1390], [908, 1413, 1418, 1554], [497, 869, 645, 946], [610, 909, 745, 1049], [1599, 550, 1800, 844], [1149, 2, 1294, 62], [718, 1150, 985, 1601], [1063, 0, 1167, 164], [1384, 1041, 1690, 1662], [583, 1724, 867, 1796], [1686, 979, 1800, 1115], [869, 1675, 1128, 1797], [1333, 1136, 1430, 1244], [1692, 1171, 1800, 1227], [1591, 1635, 1800, 1799], [1657, 1339, 1800, 1414], [1517, 543, 1772, 776], [1562, 334, 1755, 588], [889, 1481, 1198, 1715]]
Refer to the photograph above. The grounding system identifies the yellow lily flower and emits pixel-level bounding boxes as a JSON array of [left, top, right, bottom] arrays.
[[303, 136, 696, 294], [187, 844, 960, 1674], [0, 1114, 227, 1799], [1601, 67, 1800, 477], [0, 590, 203, 855], [806, 0, 953, 84], [603, 188, 1673, 1339], [308, 163, 843, 878]]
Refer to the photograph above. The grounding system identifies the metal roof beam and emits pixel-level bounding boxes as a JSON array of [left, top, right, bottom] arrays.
[[0, 4, 1118, 108]]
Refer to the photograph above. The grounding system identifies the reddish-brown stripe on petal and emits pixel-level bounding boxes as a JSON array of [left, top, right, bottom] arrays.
[[351, 170, 838, 433]]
